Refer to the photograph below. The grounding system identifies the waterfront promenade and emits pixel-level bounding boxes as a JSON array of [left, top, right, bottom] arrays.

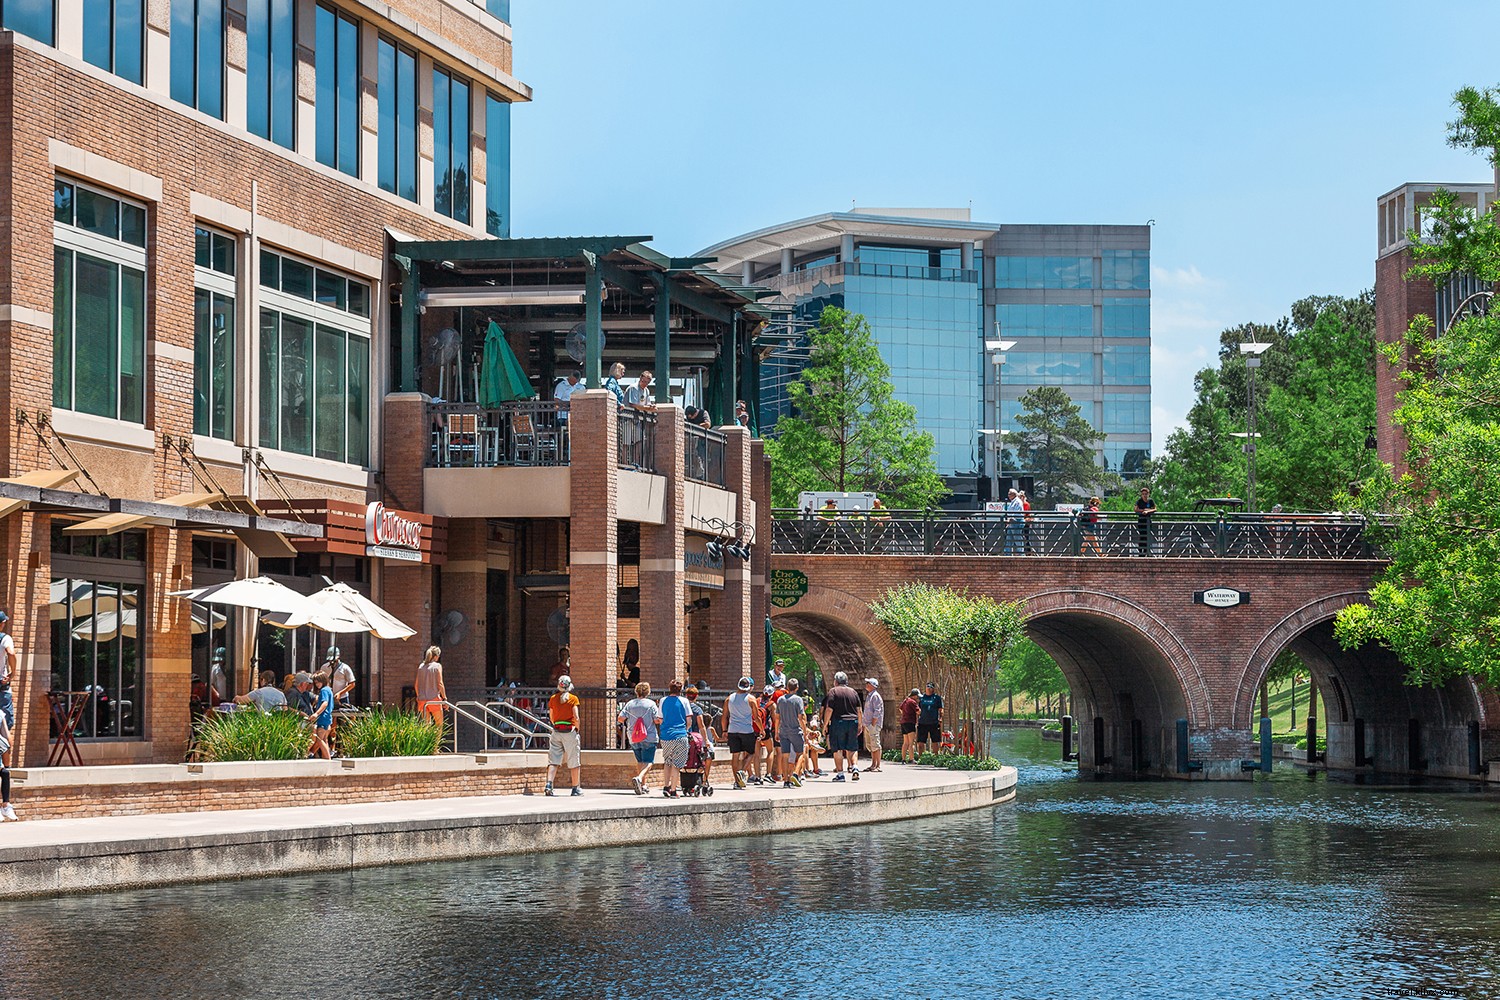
[[0, 765, 1016, 900]]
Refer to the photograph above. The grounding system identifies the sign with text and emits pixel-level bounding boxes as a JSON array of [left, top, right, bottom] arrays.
[[1194, 587, 1250, 608], [684, 534, 725, 590], [366, 502, 424, 561], [770, 568, 809, 608]]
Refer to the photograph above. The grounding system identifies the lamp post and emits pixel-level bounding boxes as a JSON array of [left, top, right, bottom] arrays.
[[983, 335, 1016, 502], [1238, 342, 1271, 512]]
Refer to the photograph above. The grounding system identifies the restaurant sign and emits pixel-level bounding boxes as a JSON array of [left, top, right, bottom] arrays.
[[366, 502, 423, 562], [770, 569, 809, 608], [684, 534, 725, 590]]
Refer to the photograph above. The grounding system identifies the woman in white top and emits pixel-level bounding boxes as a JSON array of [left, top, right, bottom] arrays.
[[416, 646, 446, 726], [617, 682, 662, 795]]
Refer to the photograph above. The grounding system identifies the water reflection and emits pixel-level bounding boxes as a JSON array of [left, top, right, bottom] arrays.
[[2, 728, 1499, 999]]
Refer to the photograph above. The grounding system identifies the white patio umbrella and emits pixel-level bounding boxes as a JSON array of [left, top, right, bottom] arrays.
[[71, 604, 226, 641], [168, 576, 358, 631], [263, 581, 415, 640], [49, 580, 134, 621]]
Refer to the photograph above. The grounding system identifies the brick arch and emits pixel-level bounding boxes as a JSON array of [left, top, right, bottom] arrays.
[[768, 584, 903, 696]]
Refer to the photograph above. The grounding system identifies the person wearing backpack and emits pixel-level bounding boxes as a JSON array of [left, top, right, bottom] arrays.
[[723, 676, 760, 789], [657, 680, 693, 798], [617, 682, 662, 795]]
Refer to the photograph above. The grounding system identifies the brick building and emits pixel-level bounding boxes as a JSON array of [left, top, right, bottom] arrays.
[[0, 6, 766, 766]]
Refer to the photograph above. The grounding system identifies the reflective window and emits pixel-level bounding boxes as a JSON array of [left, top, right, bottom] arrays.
[[1102, 296, 1149, 336], [485, 94, 511, 237], [858, 245, 962, 269], [315, 4, 360, 176], [53, 179, 147, 424], [432, 68, 471, 224], [49, 572, 144, 739], [485, 0, 509, 20], [1103, 394, 1151, 435], [259, 248, 370, 317], [194, 226, 235, 274], [1103, 344, 1150, 385], [247, 0, 296, 148], [2, 0, 55, 44], [83, 0, 143, 84], [994, 255, 1093, 289], [1101, 249, 1150, 290], [169, 0, 222, 118], [194, 226, 236, 441], [377, 38, 418, 202], [996, 303, 1094, 339], [1103, 443, 1151, 477], [1006, 350, 1094, 385]]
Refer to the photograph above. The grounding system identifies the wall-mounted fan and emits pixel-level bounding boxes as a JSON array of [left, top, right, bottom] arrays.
[[435, 609, 469, 647], [565, 323, 602, 364], [546, 605, 570, 647]]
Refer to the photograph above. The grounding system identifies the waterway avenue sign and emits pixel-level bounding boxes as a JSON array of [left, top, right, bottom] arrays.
[[1195, 587, 1250, 608], [770, 569, 809, 608]]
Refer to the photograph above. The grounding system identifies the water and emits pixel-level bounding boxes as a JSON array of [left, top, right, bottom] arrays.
[[4, 729, 1500, 999]]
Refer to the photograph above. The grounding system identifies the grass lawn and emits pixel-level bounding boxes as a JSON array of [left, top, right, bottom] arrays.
[[1260, 678, 1327, 738]]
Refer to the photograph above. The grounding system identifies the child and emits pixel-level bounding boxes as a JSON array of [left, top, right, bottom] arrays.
[[306, 671, 334, 760]]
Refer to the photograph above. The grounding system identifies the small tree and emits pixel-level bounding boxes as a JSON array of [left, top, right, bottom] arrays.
[[1009, 386, 1116, 507], [764, 307, 948, 509]]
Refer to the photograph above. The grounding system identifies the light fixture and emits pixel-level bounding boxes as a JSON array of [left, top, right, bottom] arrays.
[[985, 338, 1018, 353], [705, 538, 723, 560], [1364, 425, 1378, 451], [1238, 342, 1271, 355], [418, 286, 597, 308]]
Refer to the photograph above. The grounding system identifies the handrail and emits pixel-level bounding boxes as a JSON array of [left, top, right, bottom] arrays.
[[446, 700, 527, 753], [684, 423, 727, 487]]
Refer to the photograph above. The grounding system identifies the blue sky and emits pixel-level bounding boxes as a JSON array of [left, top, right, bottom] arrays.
[[510, 2, 1498, 452]]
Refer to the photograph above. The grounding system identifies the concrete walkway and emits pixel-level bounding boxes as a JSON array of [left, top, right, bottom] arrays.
[[0, 764, 1016, 899]]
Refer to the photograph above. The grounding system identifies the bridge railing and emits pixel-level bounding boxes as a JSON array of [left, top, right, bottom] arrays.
[[770, 509, 1378, 559]]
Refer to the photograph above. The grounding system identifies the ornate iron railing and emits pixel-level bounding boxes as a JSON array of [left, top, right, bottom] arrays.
[[617, 409, 658, 473]]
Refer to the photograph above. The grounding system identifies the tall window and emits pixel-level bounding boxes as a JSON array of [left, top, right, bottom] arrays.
[[315, 4, 359, 176], [377, 38, 417, 202], [53, 178, 147, 424], [50, 527, 146, 739], [247, 0, 296, 148], [258, 249, 370, 465], [432, 68, 471, 224], [82, 0, 143, 84], [1, 0, 55, 44], [485, 0, 508, 21], [169, 0, 222, 118], [194, 227, 236, 441], [485, 93, 511, 237]]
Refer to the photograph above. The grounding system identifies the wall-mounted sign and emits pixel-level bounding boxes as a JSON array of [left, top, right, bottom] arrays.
[[367, 502, 424, 561], [1195, 587, 1249, 608], [684, 534, 725, 590], [771, 568, 809, 608]]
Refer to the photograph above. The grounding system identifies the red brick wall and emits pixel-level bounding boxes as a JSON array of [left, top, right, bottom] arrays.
[[1373, 248, 1432, 476]]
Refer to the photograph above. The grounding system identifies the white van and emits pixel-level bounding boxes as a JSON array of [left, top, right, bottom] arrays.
[[797, 491, 877, 514]]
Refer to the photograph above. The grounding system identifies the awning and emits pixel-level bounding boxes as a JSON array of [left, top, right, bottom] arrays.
[[0, 481, 322, 539], [63, 491, 223, 536], [0, 469, 81, 520]]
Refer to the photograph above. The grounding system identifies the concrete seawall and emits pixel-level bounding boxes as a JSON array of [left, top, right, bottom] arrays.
[[0, 766, 1016, 899]]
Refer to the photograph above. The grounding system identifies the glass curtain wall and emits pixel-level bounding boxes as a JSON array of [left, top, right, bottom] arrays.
[[169, 0, 222, 117], [247, 0, 295, 148], [315, 3, 360, 176], [193, 227, 237, 440], [432, 68, 471, 224], [82, 0, 144, 84], [377, 38, 418, 202], [484, 94, 510, 237], [2, 0, 55, 43]]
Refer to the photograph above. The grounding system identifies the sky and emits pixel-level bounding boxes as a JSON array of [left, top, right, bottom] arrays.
[[508, 1, 1500, 453]]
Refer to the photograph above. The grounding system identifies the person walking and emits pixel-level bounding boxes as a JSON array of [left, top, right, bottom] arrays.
[[1018, 490, 1034, 555], [1135, 486, 1157, 556], [899, 687, 921, 762], [917, 682, 944, 755], [1080, 496, 1103, 556], [769, 658, 788, 689], [658, 680, 693, 797], [684, 684, 716, 787], [1003, 489, 1025, 555], [723, 676, 759, 789], [821, 672, 862, 782], [755, 683, 780, 783], [860, 678, 885, 771], [618, 682, 661, 795], [416, 646, 446, 726], [546, 675, 583, 796], [305, 671, 334, 760], [776, 678, 808, 787]]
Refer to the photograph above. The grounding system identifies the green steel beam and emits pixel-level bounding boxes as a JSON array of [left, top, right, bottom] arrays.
[[651, 273, 672, 404], [597, 259, 647, 296], [583, 251, 603, 388], [393, 235, 651, 263], [396, 255, 419, 392], [665, 275, 733, 325], [724, 311, 740, 423]]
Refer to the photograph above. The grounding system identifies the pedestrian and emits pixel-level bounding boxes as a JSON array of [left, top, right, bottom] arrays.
[[1135, 485, 1157, 556], [723, 676, 759, 789], [658, 680, 693, 797], [917, 682, 944, 755], [327, 646, 356, 709], [861, 678, 885, 771], [776, 678, 807, 788], [617, 681, 661, 795], [1003, 488, 1025, 555], [756, 683, 780, 783], [416, 646, 446, 726], [805, 712, 826, 776], [1018, 490, 1034, 554], [0, 609, 17, 731], [0, 707, 17, 821], [769, 657, 787, 689], [306, 671, 334, 760], [684, 684, 716, 787], [545, 675, 583, 797], [622, 639, 641, 686], [899, 687, 921, 762], [1081, 496, 1103, 556], [821, 671, 862, 781]]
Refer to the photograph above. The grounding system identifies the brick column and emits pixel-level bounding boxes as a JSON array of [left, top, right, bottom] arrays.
[[438, 518, 487, 699], [639, 405, 685, 688], [1, 512, 52, 767], [379, 392, 434, 705], [146, 526, 193, 761], [707, 426, 752, 687], [749, 439, 771, 682], [381, 392, 430, 512], [567, 390, 618, 689]]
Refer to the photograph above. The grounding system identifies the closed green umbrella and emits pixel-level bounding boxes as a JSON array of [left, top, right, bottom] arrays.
[[480, 321, 537, 406]]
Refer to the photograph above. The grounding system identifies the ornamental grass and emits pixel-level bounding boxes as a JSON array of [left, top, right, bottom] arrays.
[[336, 708, 444, 758], [193, 709, 313, 762]]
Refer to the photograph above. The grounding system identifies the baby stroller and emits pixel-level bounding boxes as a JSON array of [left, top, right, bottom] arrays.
[[681, 731, 714, 797]]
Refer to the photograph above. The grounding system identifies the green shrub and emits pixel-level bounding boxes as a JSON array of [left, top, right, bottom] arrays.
[[193, 709, 313, 762], [912, 750, 1004, 771], [337, 708, 444, 757]]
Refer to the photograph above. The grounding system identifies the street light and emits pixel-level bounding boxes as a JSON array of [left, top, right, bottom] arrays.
[[1239, 342, 1271, 512], [983, 332, 1017, 502]]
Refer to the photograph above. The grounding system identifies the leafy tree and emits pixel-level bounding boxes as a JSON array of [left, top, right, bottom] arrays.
[[1335, 86, 1500, 686], [1144, 367, 1243, 509], [764, 307, 948, 510], [996, 637, 1069, 715], [1009, 386, 1115, 508], [770, 628, 820, 692]]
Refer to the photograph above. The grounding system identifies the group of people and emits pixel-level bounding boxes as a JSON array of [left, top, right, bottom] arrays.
[[230, 646, 360, 759], [555, 366, 751, 430]]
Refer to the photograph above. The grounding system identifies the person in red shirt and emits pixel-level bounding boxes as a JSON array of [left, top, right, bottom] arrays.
[[898, 688, 921, 762]]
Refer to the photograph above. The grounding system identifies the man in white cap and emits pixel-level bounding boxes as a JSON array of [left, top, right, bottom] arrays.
[[769, 658, 787, 689], [545, 675, 583, 796], [860, 678, 885, 772]]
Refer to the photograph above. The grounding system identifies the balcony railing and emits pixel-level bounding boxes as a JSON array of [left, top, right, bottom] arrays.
[[617, 409, 657, 473], [771, 509, 1380, 559], [684, 424, 727, 487], [427, 400, 569, 468]]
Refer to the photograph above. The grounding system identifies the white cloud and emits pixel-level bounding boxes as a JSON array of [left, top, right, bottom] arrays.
[[1150, 264, 1212, 290], [1146, 264, 1237, 453]]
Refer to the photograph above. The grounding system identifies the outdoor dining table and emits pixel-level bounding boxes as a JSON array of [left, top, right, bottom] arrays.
[[46, 690, 92, 766]]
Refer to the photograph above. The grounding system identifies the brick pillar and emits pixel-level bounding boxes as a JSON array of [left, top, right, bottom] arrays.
[[146, 525, 193, 762], [381, 392, 430, 512], [1, 512, 52, 767], [567, 390, 618, 689], [639, 405, 685, 689], [438, 518, 488, 699], [707, 426, 752, 687], [749, 439, 771, 683], [379, 391, 434, 706]]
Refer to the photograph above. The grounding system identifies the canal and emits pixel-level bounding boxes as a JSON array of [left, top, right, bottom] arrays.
[[2, 728, 1498, 999]]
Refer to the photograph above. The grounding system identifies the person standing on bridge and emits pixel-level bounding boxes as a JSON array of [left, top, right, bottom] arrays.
[[1003, 489, 1025, 555], [1135, 486, 1157, 556]]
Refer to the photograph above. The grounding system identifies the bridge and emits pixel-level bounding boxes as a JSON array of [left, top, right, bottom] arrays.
[[769, 510, 1498, 780]]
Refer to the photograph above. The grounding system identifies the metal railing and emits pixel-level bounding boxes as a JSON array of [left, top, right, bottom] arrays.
[[770, 509, 1379, 559], [617, 409, 657, 472], [684, 424, 727, 487], [427, 400, 569, 468]]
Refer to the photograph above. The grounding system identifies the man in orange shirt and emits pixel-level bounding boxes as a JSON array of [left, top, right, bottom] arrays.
[[546, 675, 583, 797]]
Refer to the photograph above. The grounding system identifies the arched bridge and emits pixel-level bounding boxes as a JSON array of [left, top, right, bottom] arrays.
[[770, 510, 1498, 780]]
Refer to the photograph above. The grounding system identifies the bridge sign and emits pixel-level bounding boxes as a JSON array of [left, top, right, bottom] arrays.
[[771, 569, 809, 608], [1195, 587, 1250, 608]]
